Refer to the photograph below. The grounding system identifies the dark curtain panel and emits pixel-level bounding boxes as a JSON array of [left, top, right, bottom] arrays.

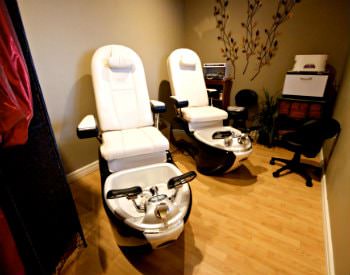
[[0, 1, 86, 274], [0, 207, 25, 275], [0, 0, 33, 147]]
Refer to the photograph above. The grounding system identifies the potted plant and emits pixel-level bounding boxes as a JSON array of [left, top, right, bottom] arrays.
[[254, 89, 278, 146]]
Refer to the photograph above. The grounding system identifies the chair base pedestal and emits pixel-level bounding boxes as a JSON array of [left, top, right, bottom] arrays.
[[227, 109, 248, 132], [170, 118, 252, 175], [270, 153, 322, 187]]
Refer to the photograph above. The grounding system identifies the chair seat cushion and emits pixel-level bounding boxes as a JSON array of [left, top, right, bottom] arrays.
[[100, 126, 169, 161], [182, 106, 228, 123]]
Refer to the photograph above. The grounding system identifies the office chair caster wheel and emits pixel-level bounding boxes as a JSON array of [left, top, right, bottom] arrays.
[[306, 179, 313, 187], [270, 159, 275, 165], [272, 171, 279, 178]]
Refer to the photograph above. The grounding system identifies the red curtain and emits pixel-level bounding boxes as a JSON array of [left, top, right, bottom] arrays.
[[0, 209, 25, 275], [0, 0, 33, 147]]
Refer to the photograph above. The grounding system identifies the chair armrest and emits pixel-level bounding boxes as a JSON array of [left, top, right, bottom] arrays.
[[207, 88, 220, 106], [207, 88, 219, 96], [150, 100, 166, 113], [77, 115, 99, 139], [227, 105, 245, 112], [170, 96, 188, 108]]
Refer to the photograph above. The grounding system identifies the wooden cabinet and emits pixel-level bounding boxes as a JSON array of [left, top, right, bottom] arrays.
[[205, 78, 233, 110], [278, 97, 325, 120], [275, 68, 337, 139], [275, 96, 327, 137]]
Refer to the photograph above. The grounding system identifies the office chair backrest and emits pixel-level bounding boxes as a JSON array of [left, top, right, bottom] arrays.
[[323, 118, 341, 139], [167, 48, 209, 107], [91, 45, 153, 132], [287, 118, 340, 158]]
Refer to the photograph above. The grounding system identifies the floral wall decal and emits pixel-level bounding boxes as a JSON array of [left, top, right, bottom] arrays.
[[214, 0, 301, 81], [213, 0, 239, 79], [241, 0, 262, 75]]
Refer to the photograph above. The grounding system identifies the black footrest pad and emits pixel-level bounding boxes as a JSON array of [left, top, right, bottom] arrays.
[[106, 186, 142, 199], [167, 171, 196, 189]]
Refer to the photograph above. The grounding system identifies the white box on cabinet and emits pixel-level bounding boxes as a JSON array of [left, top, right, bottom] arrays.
[[282, 73, 328, 98]]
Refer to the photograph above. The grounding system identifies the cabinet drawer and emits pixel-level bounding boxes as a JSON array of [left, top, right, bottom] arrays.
[[289, 102, 308, 119], [282, 74, 328, 97], [277, 98, 324, 120], [308, 103, 323, 119]]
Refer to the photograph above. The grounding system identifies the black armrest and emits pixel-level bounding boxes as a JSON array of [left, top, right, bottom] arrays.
[[76, 115, 99, 139], [150, 100, 166, 113], [167, 171, 196, 189], [170, 96, 189, 108], [106, 186, 142, 199], [207, 88, 220, 97], [212, 131, 232, 139]]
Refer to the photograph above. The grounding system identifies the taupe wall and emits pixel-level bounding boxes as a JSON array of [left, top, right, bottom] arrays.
[[18, 0, 350, 172], [184, 0, 350, 102], [325, 52, 350, 274], [18, 0, 185, 173], [15, 1, 350, 272], [184, 1, 350, 273]]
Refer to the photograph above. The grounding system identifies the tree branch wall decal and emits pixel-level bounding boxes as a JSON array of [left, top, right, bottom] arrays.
[[214, 0, 239, 79], [242, 0, 262, 75], [213, 0, 301, 81]]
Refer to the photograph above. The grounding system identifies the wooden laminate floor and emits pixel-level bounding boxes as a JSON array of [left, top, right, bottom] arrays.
[[62, 144, 326, 275]]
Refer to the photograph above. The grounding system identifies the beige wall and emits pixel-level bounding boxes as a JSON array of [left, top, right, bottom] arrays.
[[184, 0, 350, 102], [18, 0, 185, 173], [15, 1, 350, 272], [325, 52, 350, 274], [184, 1, 350, 273], [18, 0, 350, 172]]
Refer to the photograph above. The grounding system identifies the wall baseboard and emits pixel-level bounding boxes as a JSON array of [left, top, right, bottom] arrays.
[[320, 150, 335, 275], [66, 160, 99, 184]]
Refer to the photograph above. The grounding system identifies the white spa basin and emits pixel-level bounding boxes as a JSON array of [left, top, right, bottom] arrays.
[[194, 126, 253, 170], [104, 163, 191, 248]]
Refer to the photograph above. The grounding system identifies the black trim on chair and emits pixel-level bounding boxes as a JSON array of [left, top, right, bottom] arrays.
[[170, 117, 237, 175], [76, 126, 99, 139], [195, 144, 235, 175], [150, 103, 166, 113], [169, 96, 189, 109]]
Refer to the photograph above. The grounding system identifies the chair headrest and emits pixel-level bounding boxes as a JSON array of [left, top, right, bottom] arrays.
[[108, 54, 134, 70], [179, 55, 196, 69]]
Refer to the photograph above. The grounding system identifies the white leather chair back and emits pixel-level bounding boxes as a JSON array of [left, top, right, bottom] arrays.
[[167, 48, 209, 107], [91, 45, 154, 132]]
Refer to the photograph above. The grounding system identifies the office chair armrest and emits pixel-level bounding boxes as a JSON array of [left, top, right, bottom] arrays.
[[150, 100, 166, 113], [170, 96, 188, 108], [77, 114, 99, 139]]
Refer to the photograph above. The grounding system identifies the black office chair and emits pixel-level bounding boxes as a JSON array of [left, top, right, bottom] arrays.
[[270, 118, 340, 187], [227, 89, 258, 131]]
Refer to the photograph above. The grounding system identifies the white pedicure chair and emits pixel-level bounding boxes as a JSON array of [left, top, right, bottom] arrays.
[[77, 45, 195, 249]]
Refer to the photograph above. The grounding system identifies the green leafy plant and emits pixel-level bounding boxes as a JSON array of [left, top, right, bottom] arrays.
[[254, 89, 278, 146]]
